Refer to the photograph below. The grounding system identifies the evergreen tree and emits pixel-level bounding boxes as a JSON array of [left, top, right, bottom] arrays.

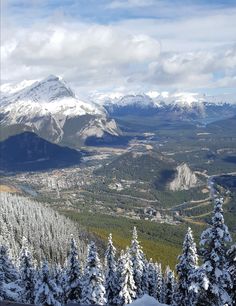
[[18, 238, 36, 304], [199, 197, 232, 306], [81, 241, 106, 305], [141, 258, 149, 295], [174, 227, 198, 306], [105, 234, 118, 305], [34, 261, 61, 306], [0, 244, 19, 301], [64, 237, 82, 303], [52, 264, 64, 304], [227, 244, 236, 304], [130, 227, 145, 297], [147, 259, 157, 298], [164, 266, 175, 305], [156, 263, 164, 303], [116, 248, 136, 305]]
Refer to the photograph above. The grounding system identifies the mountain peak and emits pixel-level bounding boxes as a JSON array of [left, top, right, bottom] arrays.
[[43, 74, 60, 82]]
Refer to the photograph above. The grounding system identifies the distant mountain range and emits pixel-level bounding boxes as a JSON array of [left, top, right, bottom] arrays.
[[1, 75, 236, 148], [101, 93, 236, 121], [0, 132, 83, 172]]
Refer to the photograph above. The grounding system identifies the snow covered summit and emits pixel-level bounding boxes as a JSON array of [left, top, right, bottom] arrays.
[[0, 75, 119, 146]]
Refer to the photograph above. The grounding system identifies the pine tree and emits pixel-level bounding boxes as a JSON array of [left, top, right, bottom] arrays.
[[164, 266, 175, 305], [105, 234, 118, 305], [0, 244, 20, 301], [52, 264, 64, 304], [141, 258, 149, 295], [199, 197, 232, 306], [81, 241, 106, 305], [227, 244, 236, 304], [34, 261, 61, 306], [174, 227, 198, 306], [64, 237, 82, 303], [18, 238, 36, 304], [116, 248, 136, 305], [129, 227, 146, 298], [156, 263, 164, 303], [147, 259, 157, 298]]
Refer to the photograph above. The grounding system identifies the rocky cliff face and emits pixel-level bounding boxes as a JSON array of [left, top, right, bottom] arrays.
[[169, 163, 198, 191]]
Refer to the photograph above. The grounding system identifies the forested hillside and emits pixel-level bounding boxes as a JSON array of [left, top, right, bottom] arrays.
[[0, 195, 235, 305], [0, 193, 87, 263]]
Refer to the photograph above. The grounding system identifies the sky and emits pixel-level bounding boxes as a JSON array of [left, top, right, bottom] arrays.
[[1, 0, 236, 97]]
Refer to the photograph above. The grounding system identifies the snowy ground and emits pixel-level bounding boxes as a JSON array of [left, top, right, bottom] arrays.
[[128, 295, 168, 306]]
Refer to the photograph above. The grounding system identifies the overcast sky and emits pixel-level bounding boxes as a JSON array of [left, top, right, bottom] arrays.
[[1, 0, 236, 97]]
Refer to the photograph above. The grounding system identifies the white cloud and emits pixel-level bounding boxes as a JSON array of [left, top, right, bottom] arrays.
[[1, 1, 236, 96]]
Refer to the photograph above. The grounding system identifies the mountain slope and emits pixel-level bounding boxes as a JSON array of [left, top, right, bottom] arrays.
[[0, 75, 119, 147], [0, 132, 83, 172]]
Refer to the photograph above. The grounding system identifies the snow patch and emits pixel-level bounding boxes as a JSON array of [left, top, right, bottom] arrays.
[[127, 294, 168, 306]]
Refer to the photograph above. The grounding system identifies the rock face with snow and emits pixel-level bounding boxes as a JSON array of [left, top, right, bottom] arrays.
[[169, 163, 198, 191], [0, 75, 119, 147]]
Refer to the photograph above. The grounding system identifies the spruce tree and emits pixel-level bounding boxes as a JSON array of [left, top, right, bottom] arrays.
[[199, 197, 232, 306], [156, 263, 164, 303], [0, 244, 20, 301], [130, 227, 145, 297], [81, 241, 106, 305], [64, 237, 82, 303], [105, 234, 118, 305], [18, 239, 36, 304], [164, 266, 175, 305], [175, 227, 198, 306], [227, 244, 236, 304], [147, 259, 157, 298], [52, 264, 64, 304], [141, 258, 149, 295], [34, 261, 61, 306], [116, 248, 136, 305]]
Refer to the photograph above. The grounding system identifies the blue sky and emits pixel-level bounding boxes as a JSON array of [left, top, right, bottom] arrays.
[[1, 0, 236, 97]]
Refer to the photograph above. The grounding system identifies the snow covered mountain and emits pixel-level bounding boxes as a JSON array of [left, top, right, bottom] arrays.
[[100, 92, 236, 120], [0, 75, 119, 147]]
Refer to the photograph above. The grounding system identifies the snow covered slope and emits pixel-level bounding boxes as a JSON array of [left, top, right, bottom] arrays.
[[0, 75, 119, 146]]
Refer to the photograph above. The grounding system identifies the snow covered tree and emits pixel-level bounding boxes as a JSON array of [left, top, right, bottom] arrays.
[[141, 258, 149, 295], [104, 234, 118, 305], [0, 244, 20, 301], [130, 227, 145, 297], [64, 237, 82, 303], [81, 241, 106, 305], [156, 263, 164, 303], [18, 238, 36, 304], [147, 259, 157, 298], [174, 227, 198, 306], [227, 244, 236, 304], [164, 266, 175, 305], [199, 197, 232, 306], [51, 264, 64, 304], [116, 249, 136, 305], [34, 261, 61, 306]]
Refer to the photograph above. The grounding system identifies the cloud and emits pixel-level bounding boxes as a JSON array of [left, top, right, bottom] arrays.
[[1, 0, 236, 96], [107, 0, 155, 9]]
